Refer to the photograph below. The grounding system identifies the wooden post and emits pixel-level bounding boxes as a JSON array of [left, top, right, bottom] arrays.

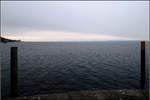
[[141, 41, 145, 89], [10, 47, 18, 97]]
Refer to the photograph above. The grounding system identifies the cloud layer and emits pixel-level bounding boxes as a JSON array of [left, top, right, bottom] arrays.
[[3, 30, 140, 41]]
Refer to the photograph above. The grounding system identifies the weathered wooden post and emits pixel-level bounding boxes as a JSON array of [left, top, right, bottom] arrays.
[[141, 41, 145, 89], [10, 47, 18, 97]]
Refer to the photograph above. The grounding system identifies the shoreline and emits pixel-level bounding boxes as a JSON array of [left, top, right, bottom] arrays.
[[3, 89, 149, 100]]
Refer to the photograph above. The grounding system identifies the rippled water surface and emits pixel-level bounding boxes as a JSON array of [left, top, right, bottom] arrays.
[[1, 41, 149, 97]]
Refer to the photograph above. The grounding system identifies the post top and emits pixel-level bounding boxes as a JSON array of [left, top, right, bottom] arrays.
[[11, 47, 18, 49]]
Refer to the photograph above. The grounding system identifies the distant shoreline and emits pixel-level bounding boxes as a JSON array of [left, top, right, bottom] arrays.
[[0, 36, 21, 43]]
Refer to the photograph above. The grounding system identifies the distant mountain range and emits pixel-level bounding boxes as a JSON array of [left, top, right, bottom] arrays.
[[0, 36, 21, 43]]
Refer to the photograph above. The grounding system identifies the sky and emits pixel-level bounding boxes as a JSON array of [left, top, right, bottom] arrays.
[[1, 1, 149, 41]]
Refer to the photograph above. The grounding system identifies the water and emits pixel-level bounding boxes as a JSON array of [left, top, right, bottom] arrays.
[[1, 41, 149, 97]]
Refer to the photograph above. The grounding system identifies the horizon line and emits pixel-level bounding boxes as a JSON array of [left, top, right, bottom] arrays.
[[20, 40, 149, 42]]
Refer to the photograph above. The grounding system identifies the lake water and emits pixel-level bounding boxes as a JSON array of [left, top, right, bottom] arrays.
[[1, 41, 149, 97]]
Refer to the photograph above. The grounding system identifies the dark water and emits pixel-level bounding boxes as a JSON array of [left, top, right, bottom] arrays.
[[1, 41, 149, 97]]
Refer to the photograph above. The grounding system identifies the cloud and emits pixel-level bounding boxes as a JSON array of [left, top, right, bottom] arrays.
[[1, 1, 149, 41], [2, 30, 140, 41]]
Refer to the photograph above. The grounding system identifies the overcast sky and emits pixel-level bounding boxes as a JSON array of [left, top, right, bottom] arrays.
[[1, 1, 149, 41]]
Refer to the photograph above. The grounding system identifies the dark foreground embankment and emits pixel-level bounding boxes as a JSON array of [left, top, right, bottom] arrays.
[[4, 90, 149, 100]]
